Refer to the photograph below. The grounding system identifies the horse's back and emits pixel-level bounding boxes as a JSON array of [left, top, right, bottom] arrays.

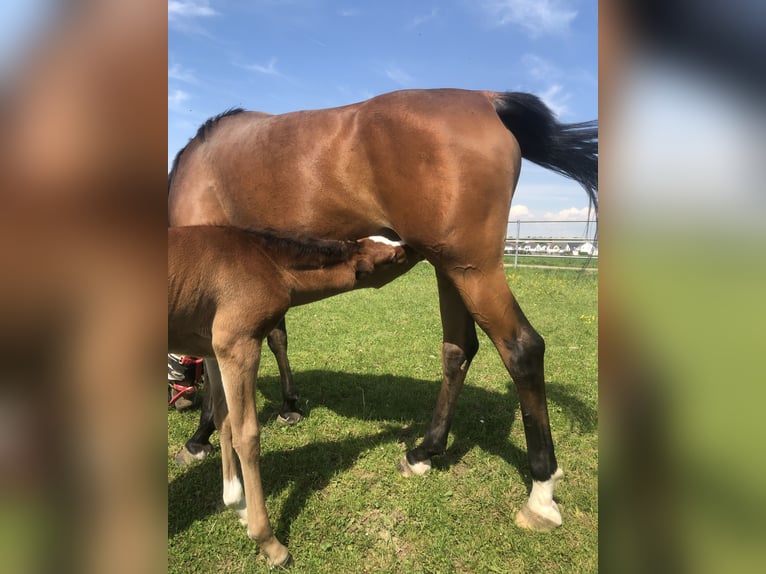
[[168, 89, 519, 255]]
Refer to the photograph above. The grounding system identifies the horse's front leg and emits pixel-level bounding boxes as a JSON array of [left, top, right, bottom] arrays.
[[399, 270, 479, 476], [266, 317, 303, 425], [214, 336, 291, 568]]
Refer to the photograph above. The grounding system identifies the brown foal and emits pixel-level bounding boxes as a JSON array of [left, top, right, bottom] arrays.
[[168, 226, 408, 567]]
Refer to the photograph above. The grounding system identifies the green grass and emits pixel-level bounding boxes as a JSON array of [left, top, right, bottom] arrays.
[[504, 255, 599, 269], [168, 262, 598, 573]]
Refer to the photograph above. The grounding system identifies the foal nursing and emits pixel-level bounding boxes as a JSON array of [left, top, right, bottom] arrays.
[[168, 225, 408, 567]]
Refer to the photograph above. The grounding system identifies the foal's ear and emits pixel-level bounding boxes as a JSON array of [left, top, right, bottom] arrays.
[[392, 245, 407, 263]]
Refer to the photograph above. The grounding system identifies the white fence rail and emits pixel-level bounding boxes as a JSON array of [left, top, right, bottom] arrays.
[[505, 219, 598, 269]]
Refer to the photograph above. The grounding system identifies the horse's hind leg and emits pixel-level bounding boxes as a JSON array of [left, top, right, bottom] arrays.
[[399, 270, 479, 476], [452, 266, 563, 530], [267, 317, 303, 425]]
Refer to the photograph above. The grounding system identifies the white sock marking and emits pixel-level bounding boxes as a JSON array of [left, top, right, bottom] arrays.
[[409, 458, 432, 475], [223, 477, 244, 507], [223, 477, 248, 522], [526, 467, 564, 526]]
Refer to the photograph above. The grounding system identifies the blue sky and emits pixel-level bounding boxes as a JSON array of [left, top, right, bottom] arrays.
[[169, 0, 598, 238]]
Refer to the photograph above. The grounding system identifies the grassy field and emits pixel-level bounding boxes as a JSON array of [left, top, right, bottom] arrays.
[[504, 255, 599, 269], [168, 262, 598, 573]]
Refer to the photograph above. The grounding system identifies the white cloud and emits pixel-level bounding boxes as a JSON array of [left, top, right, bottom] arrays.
[[539, 83, 571, 118], [409, 8, 439, 28], [521, 53, 596, 119], [522, 52, 596, 88], [509, 204, 533, 218], [242, 57, 284, 77], [168, 89, 190, 110], [481, 0, 577, 37], [168, 63, 197, 84], [385, 65, 414, 86], [542, 206, 592, 220], [522, 53, 560, 82], [168, 1, 218, 20]]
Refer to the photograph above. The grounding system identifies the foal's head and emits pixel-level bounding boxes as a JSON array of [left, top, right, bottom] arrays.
[[353, 237, 408, 279]]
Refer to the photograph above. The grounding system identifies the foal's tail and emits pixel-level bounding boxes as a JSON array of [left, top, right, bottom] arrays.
[[492, 92, 598, 212]]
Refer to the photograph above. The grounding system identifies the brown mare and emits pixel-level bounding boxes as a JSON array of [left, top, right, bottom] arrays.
[[168, 226, 409, 567], [168, 88, 597, 561]]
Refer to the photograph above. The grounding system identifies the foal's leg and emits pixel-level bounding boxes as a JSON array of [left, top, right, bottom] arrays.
[[205, 359, 248, 523], [174, 361, 216, 465], [399, 270, 479, 476], [266, 317, 303, 425], [451, 266, 563, 530], [214, 337, 290, 568], [176, 324, 302, 467]]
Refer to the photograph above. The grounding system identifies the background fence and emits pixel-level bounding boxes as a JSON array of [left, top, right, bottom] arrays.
[[505, 219, 598, 269]]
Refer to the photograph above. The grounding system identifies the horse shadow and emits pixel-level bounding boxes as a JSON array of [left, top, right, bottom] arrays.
[[168, 370, 596, 541]]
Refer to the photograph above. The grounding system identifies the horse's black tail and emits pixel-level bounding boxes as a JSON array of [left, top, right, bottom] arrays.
[[492, 92, 598, 212]]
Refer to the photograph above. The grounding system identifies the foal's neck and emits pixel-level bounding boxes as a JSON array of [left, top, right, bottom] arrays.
[[284, 265, 358, 307], [246, 230, 360, 270]]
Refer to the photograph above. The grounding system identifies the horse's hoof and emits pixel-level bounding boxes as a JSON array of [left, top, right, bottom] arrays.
[[173, 395, 195, 411], [268, 551, 293, 569], [173, 444, 212, 466], [515, 502, 562, 531], [397, 455, 431, 477], [516, 467, 564, 530], [277, 412, 303, 426]]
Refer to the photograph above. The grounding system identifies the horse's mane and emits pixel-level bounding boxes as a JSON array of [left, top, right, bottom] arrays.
[[168, 107, 246, 193], [195, 107, 246, 142], [238, 228, 362, 269]]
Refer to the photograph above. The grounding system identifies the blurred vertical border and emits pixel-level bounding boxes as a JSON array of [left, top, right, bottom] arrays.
[[601, 0, 766, 572], [0, 1, 167, 573]]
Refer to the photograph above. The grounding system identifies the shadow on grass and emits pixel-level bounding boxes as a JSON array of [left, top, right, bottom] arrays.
[[168, 426, 402, 542], [546, 381, 598, 434], [168, 370, 596, 541]]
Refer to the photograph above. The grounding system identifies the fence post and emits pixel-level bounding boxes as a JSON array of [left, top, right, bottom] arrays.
[[514, 219, 520, 270]]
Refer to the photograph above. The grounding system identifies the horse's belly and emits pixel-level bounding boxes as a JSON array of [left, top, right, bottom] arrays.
[[223, 183, 390, 241]]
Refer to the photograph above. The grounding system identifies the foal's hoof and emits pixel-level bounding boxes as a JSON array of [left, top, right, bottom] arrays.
[[173, 444, 212, 466], [277, 412, 303, 426], [515, 501, 562, 531], [268, 551, 293, 569], [397, 455, 432, 477]]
